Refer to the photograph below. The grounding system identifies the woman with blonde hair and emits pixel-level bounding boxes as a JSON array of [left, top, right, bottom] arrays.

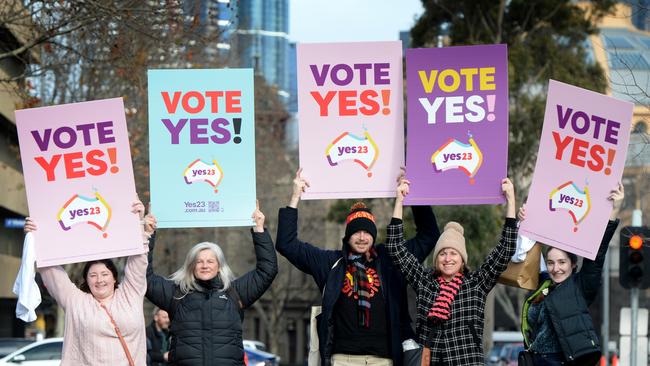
[[145, 203, 278, 366]]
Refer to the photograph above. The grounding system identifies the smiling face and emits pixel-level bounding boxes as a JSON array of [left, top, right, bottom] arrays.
[[436, 248, 464, 280], [348, 230, 374, 254], [86, 263, 117, 301], [193, 249, 220, 281], [546, 248, 576, 284]]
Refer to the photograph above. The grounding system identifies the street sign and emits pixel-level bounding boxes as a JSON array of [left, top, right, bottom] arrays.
[[620, 308, 649, 336], [4, 218, 25, 229]]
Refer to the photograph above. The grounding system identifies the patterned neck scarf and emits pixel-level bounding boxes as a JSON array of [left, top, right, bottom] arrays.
[[347, 248, 378, 328], [428, 273, 464, 322]]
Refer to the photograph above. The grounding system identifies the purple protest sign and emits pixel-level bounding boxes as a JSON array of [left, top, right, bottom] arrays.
[[404, 44, 508, 205]]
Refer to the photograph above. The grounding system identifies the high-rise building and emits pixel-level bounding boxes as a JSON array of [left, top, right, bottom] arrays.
[[235, 0, 290, 102], [0, 7, 37, 337], [182, 0, 236, 63], [623, 0, 650, 31]]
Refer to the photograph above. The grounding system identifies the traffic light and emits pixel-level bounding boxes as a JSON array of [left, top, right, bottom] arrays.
[[619, 226, 650, 289]]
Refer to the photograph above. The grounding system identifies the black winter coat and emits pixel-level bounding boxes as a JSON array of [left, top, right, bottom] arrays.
[[146, 230, 278, 366], [522, 219, 619, 364], [276, 206, 439, 366]]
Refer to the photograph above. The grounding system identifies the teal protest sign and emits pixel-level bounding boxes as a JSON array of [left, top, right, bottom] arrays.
[[148, 69, 256, 228]]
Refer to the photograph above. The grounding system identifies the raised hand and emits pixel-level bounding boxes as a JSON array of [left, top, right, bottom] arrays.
[[24, 217, 37, 233], [143, 204, 157, 237], [132, 199, 145, 220], [501, 178, 516, 218], [397, 178, 410, 203], [609, 182, 624, 220], [517, 205, 527, 222], [252, 200, 265, 232], [290, 168, 310, 208]]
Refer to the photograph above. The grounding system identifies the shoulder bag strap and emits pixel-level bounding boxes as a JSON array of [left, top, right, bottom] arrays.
[[99, 303, 136, 366]]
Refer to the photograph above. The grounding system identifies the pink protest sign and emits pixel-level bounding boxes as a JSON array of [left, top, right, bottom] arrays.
[[297, 41, 404, 199], [15, 98, 143, 267], [519, 80, 633, 259]]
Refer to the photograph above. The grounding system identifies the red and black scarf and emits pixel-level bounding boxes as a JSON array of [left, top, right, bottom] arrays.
[[428, 273, 463, 322], [347, 248, 378, 328]]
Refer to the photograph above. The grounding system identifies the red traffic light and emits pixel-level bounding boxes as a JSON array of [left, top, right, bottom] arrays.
[[629, 234, 643, 250]]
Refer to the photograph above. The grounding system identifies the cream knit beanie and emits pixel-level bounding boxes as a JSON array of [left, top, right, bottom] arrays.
[[432, 222, 468, 265]]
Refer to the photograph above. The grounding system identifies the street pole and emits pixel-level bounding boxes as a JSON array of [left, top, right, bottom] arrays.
[[631, 287, 639, 366], [630, 208, 642, 366]]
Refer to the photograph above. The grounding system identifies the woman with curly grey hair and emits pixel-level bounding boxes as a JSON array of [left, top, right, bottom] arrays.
[[145, 203, 278, 366]]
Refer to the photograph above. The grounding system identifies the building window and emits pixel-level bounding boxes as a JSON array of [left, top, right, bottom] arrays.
[[604, 36, 635, 49], [633, 121, 648, 134], [608, 52, 650, 70]]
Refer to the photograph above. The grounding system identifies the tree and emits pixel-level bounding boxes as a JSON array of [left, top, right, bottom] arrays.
[[410, 0, 616, 328]]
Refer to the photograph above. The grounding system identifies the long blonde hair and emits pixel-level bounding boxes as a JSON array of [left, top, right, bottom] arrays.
[[169, 242, 236, 295]]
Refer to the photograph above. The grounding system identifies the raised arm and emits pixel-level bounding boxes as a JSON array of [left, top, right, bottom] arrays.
[[121, 201, 153, 297], [476, 178, 518, 294], [234, 206, 278, 307], [276, 169, 340, 285], [392, 168, 441, 261], [579, 183, 623, 303], [145, 232, 177, 312], [386, 179, 428, 292], [289, 168, 309, 209]]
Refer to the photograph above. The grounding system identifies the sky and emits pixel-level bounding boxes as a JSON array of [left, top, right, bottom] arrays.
[[289, 0, 424, 43]]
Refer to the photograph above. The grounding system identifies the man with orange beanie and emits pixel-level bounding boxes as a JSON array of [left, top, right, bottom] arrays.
[[276, 169, 440, 366]]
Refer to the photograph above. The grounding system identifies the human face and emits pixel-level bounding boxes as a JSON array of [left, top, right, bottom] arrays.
[[436, 248, 463, 281], [194, 249, 220, 281], [86, 263, 116, 301], [348, 230, 374, 254], [546, 248, 575, 284], [154, 310, 170, 330]]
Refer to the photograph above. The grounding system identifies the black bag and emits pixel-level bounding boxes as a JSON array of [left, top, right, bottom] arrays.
[[518, 350, 535, 366], [403, 346, 430, 366]]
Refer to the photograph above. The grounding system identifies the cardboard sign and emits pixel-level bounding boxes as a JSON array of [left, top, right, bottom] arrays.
[[15, 98, 143, 267], [297, 41, 404, 199], [404, 44, 509, 205], [148, 69, 256, 228], [519, 80, 633, 259]]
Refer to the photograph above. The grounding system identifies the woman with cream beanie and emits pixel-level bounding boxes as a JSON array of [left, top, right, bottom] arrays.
[[387, 177, 518, 365]]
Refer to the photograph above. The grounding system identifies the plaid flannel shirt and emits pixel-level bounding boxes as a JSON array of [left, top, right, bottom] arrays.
[[386, 218, 518, 365]]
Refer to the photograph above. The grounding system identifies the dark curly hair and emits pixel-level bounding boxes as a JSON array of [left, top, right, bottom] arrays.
[[79, 259, 119, 294]]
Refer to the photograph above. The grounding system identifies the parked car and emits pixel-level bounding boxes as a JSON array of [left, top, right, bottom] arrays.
[[244, 341, 279, 366], [0, 338, 35, 358], [498, 342, 525, 366], [0, 338, 62, 366], [243, 339, 268, 353]]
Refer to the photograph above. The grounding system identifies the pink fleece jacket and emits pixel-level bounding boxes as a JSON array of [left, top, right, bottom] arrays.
[[39, 248, 148, 366]]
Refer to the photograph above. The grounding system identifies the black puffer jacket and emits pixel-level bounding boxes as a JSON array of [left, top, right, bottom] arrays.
[[146, 230, 278, 366], [522, 219, 619, 364]]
